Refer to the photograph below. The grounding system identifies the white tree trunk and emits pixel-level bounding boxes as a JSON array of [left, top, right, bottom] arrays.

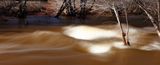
[[138, 4, 160, 37], [112, 5, 129, 46]]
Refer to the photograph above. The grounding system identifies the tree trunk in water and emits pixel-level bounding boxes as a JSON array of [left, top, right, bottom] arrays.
[[112, 5, 130, 46], [124, 8, 130, 46]]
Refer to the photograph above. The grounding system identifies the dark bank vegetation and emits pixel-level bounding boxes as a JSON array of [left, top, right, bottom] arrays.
[[0, 0, 160, 46], [55, 0, 95, 18], [0, 0, 46, 16]]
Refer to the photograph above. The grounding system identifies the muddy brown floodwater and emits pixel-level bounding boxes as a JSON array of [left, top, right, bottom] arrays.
[[0, 16, 160, 65]]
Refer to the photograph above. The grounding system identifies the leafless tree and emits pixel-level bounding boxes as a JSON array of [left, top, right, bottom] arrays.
[[0, 0, 18, 15], [122, 0, 131, 46], [55, 0, 95, 18], [134, 0, 160, 37], [55, 0, 77, 17], [104, 0, 130, 46]]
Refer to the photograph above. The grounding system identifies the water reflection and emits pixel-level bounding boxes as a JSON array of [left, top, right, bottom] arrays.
[[140, 41, 160, 51], [0, 25, 159, 65], [63, 25, 160, 52], [63, 25, 120, 40], [88, 44, 111, 54]]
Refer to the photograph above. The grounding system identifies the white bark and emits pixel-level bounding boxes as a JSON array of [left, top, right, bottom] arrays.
[[112, 4, 129, 46], [138, 4, 160, 37]]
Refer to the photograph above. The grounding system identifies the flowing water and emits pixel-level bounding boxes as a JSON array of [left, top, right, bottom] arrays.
[[0, 16, 160, 65]]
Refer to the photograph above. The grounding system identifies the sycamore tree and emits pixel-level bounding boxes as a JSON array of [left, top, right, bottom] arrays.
[[103, 0, 131, 46], [134, 0, 160, 37], [102, 0, 160, 46]]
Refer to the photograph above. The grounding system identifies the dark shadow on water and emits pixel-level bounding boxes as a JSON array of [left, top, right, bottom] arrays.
[[0, 15, 153, 28]]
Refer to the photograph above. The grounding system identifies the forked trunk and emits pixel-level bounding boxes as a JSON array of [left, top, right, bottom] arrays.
[[112, 5, 130, 46]]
